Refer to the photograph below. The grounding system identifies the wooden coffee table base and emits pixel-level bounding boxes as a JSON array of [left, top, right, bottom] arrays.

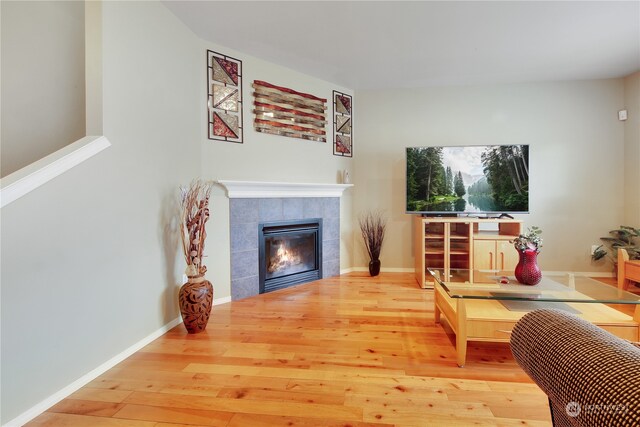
[[434, 281, 640, 367]]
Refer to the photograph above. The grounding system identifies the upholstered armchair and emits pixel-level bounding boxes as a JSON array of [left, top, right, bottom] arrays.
[[510, 309, 640, 427]]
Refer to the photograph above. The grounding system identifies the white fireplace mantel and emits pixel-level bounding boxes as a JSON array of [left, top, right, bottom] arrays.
[[217, 180, 353, 198]]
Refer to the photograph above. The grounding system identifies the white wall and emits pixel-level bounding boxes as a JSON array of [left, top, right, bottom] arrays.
[[0, 2, 200, 422], [1, 1, 86, 177], [624, 72, 640, 226], [353, 80, 626, 272], [198, 43, 355, 299], [0, 1, 355, 422]]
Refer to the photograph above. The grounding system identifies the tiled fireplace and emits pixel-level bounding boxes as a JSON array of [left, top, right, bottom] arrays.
[[218, 181, 352, 300]]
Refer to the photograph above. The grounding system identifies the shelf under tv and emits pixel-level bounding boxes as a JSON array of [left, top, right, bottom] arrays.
[[413, 217, 524, 289]]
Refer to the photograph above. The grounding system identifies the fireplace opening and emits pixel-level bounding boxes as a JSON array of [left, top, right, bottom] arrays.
[[259, 219, 322, 294]]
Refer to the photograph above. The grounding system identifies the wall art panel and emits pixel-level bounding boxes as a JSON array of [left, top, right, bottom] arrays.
[[333, 90, 352, 157], [208, 50, 243, 143], [252, 80, 327, 142]]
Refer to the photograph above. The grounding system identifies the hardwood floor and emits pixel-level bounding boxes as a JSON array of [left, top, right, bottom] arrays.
[[28, 273, 553, 426]]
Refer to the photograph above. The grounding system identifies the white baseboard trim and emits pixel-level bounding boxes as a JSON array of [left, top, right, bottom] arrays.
[[340, 268, 615, 278], [214, 295, 232, 305], [382, 267, 415, 273], [3, 315, 181, 427], [349, 267, 415, 273], [4, 294, 230, 427], [543, 271, 615, 278]]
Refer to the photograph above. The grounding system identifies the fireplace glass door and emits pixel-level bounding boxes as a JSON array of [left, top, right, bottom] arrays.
[[259, 219, 322, 293]]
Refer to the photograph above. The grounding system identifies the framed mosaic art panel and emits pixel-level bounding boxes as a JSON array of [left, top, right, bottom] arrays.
[[207, 50, 243, 143], [333, 90, 352, 157], [252, 80, 327, 142]]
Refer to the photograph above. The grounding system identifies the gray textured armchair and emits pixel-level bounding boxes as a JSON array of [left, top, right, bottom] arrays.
[[510, 309, 640, 427]]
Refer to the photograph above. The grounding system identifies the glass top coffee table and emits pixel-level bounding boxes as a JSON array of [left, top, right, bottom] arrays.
[[428, 268, 640, 367]]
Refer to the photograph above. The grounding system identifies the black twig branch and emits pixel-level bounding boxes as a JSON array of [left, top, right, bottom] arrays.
[[359, 211, 387, 261]]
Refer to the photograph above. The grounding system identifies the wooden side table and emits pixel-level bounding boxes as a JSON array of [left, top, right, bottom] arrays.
[[618, 248, 640, 291]]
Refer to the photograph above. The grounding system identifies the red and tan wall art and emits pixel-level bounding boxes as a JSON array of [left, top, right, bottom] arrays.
[[207, 50, 243, 143], [333, 91, 352, 157], [252, 80, 327, 142]]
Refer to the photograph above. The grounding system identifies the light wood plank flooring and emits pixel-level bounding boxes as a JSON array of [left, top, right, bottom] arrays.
[[28, 272, 554, 426]]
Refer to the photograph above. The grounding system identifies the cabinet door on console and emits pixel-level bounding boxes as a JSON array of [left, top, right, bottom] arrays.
[[474, 240, 497, 270], [475, 240, 519, 271], [497, 241, 519, 271]]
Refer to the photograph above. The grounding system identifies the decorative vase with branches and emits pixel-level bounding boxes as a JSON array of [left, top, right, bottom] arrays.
[[512, 226, 543, 285], [178, 179, 214, 333], [359, 211, 387, 276]]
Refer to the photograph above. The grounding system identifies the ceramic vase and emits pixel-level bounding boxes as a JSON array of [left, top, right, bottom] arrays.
[[369, 259, 381, 277], [179, 275, 213, 333], [515, 249, 542, 285]]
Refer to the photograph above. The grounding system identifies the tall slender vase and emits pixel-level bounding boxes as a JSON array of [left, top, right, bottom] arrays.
[[369, 259, 381, 276], [515, 249, 542, 285], [179, 275, 213, 333]]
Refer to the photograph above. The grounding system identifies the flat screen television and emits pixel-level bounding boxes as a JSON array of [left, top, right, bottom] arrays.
[[406, 144, 529, 215]]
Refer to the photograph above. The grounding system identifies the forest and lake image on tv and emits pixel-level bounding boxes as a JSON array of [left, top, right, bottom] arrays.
[[406, 145, 529, 214]]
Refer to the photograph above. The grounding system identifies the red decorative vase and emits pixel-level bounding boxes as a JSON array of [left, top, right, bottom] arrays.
[[179, 275, 213, 333], [515, 249, 542, 285]]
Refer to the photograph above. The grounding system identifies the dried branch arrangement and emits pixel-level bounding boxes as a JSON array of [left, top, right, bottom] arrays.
[[359, 211, 387, 261], [180, 180, 214, 277]]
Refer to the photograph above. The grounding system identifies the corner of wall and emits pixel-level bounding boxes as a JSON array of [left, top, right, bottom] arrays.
[[623, 72, 640, 225], [85, 0, 103, 135]]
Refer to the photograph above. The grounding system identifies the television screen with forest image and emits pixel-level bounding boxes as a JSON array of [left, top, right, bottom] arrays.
[[406, 144, 529, 214]]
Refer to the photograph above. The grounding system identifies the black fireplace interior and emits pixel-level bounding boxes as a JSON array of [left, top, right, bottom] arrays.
[[259, 219, 322, 294]]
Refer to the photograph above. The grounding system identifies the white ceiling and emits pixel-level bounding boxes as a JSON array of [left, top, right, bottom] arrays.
[[164, 1, 640, 90]]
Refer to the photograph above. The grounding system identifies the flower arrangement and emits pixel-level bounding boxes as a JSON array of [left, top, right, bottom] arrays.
[[180, 180, 213, 277], [513, 226, 543, 253]]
